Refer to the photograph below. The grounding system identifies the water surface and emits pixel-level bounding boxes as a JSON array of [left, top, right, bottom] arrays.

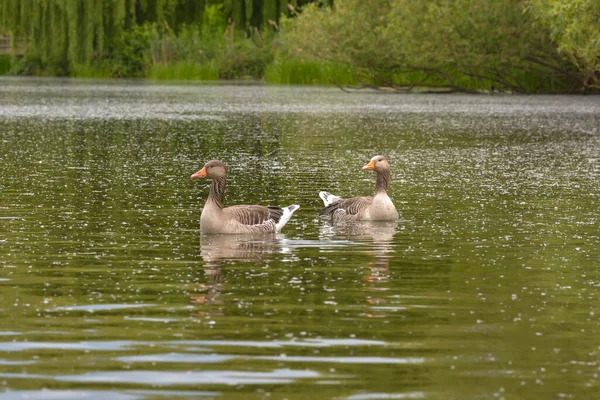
[[1, 78, 599, 399]]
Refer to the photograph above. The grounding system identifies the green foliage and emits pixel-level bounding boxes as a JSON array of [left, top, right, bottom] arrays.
[[0, 0, 304, 78], [2, 0, 597, 92], [145, 18, 274, 80], [71, 62, 114, 79], [109, 26, 150, 77], [282, 0, 586, 93], [0, 0, 127, 69], [528, 0, 600, 89], [205, 4, 229, 32], [146, 60, 220, 80], [216, 26, 273, 79], [0, 55, 11, 75], [10, 54, 52, 76], [264, 57, 361, 84]]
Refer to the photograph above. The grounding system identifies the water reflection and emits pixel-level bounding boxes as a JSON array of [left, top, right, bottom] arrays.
[[194, 234, 284, 313], [199, 234, 281, 267], [320, 221, 397, 318]]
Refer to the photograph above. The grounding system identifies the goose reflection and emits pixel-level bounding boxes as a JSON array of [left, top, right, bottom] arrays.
[[320, 221, 397, 318], [192, 234, 284, 313], [200, 233, 282, 267]]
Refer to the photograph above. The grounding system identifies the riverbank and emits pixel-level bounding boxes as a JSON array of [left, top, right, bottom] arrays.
[[0, 54, 364, 86], [2, 1, 598, 93], [1, 53, 597, 94]]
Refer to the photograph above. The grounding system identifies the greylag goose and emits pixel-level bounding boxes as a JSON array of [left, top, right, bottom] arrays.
[[319, 155, 398, 222], [191, 160, 300, 234]]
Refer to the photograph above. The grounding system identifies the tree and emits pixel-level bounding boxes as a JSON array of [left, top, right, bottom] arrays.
[[528, 0, 600, 89], [0, 0, 308, 76], [282, 0, 587, 93]]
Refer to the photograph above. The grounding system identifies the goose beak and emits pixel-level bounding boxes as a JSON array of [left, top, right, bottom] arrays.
[[191, 167, 207, 179], [362, 160, 375, 170]]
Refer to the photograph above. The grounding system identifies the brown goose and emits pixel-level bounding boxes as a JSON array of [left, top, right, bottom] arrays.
[[191, 160, 300, 234], [319, 155, 399, 222]]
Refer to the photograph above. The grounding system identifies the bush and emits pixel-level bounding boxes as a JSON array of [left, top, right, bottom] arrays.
[[280, 0, 580, 93], [0, 55, 11, 75], [146, 60, 220, 80], [264, 57, 361, 84], [71, 61, 114, 78], [109, 26, 150, 77], [145, 20, 274, 80], [10, 54, 43, 75], [217, 26, 273, 79]]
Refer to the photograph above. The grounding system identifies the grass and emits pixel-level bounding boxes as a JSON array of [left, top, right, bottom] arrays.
[[7, 52, 565, 93], [71, 60, 221, 80], [71, 62, 114, 78], [145, 61, 220, 81], [0, 56, 12, 75], [264, 58, 362, 85]]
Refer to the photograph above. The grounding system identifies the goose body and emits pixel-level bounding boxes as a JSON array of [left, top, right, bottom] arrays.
[[192, 160, 299, 234], [319, 155, 398, 222]]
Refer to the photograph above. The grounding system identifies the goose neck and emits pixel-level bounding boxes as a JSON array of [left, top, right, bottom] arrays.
[[208, 175, 226, 208], [375, 169, 390, 194]]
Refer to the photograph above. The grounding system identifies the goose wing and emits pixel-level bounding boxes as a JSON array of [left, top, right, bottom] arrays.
[[320, 196, 373, 217], [224, 205, 283, 226]]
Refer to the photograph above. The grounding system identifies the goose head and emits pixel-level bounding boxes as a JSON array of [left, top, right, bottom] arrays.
[[191, 160, 227, 179], [362, 155, 390, 173]]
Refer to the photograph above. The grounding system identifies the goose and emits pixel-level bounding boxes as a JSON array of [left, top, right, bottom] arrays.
[[191, 160, 300, 234], [319, 155, 399, 222]]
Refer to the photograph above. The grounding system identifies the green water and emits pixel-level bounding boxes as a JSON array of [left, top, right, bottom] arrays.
[[0, 78, 599, 399]]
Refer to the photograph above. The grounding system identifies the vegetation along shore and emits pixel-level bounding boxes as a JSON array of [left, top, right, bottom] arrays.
[[0, 0, 598, 93]]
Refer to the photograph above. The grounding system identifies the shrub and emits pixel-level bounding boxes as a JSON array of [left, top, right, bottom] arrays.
[[109, 26, 150, 77]]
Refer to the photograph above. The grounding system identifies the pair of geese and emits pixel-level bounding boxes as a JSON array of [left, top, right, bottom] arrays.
[[191, 155, 398, 234]]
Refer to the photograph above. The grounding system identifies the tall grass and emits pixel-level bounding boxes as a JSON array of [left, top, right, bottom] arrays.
[[145, 61, 220, 80], [71, 62, 114, 78], [264, 58, 362, 85], [0, 56, 11, 74]]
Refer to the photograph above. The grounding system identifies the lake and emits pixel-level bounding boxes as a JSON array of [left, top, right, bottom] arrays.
[[0, 78, 599, 399]]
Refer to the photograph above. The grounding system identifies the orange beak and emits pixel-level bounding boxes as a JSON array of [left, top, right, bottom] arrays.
[[191, 167, 207, 179], [362, 160, 375, 170]]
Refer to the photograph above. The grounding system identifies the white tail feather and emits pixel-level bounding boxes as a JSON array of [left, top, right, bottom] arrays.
[[276, 204, 300, 232], [319, 191, 341, 207]]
